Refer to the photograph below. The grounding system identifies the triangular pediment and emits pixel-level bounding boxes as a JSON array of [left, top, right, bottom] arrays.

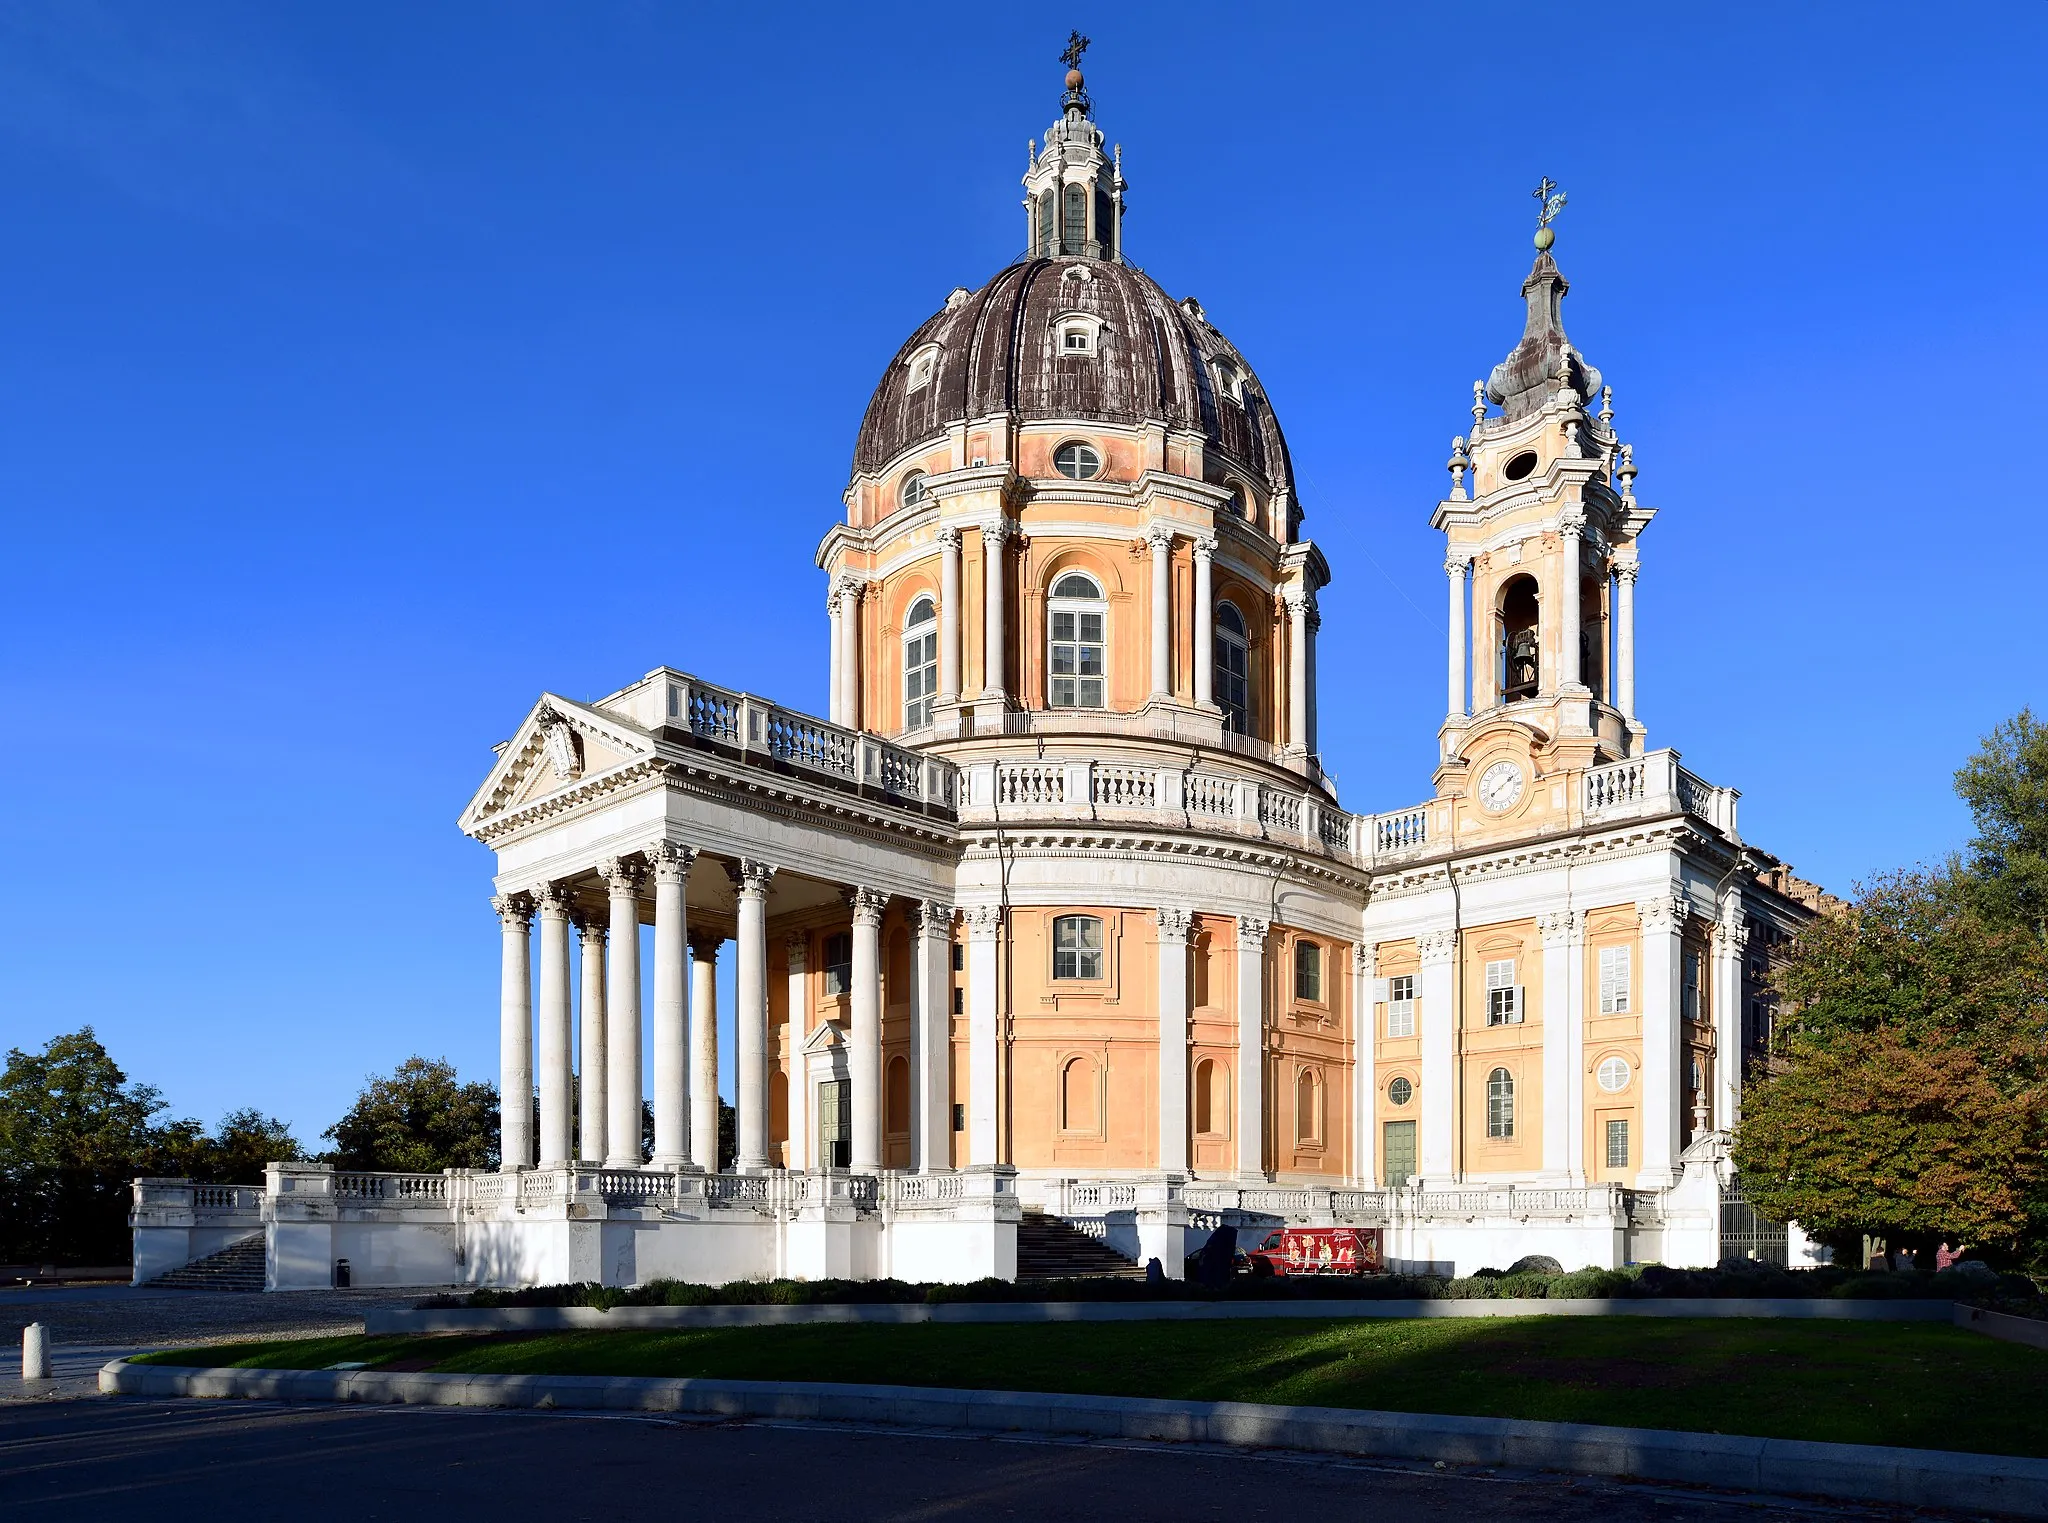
[[801, 1021, 847, 1054], [458, 694, 657, 836]]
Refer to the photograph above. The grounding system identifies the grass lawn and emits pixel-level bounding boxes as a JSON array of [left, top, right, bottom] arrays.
[[139, 1317, 2048, 1459]]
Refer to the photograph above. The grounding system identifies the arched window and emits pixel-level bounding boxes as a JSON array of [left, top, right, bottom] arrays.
[[1193, 1057, 1222, 1135], [1215, 602, 1250, 734], [902, 596, 938, 728], [1094, 183, 1115, 259], [1061, 1054, 1099, 1131], [1500, 575, 1540, 702], [1062, 183, 1086, 255], [1048, 573, 1106, 709], [1487, 1067, 1516, 1139], [1224, 483, 1248, 519], [1053, 441, 1102, 479], [886, 1054, 910, 1136], [1296, 1068, 1323, 1144], [898, 471, 928, 509], [1037, 192, 1055, 256], [1052, 914, 1104, 979]]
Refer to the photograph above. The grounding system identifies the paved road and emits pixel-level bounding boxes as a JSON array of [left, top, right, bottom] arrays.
[[0, 1399, 1933, 1522]]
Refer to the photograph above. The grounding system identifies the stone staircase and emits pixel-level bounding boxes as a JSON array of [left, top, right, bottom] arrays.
[[144, 1233, 267, 1291], [1017, 1210, 1147, 1280]]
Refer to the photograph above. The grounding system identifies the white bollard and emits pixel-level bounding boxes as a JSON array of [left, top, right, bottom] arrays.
[[22, 1322, 51, 1381]]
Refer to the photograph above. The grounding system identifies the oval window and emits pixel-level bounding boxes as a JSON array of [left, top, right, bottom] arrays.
[[1503, 450, 1539, 481], [1388, 1076, 1413, 1106], [1053, 442, 1102, 480], [1597, 1056, 1631, 1093]]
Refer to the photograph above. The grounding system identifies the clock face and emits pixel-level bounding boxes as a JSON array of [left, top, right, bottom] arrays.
[[1478, 760, 1525, 813]]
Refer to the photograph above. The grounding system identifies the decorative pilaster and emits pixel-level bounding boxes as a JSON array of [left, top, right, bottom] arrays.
[[493, 893, 534, 1172], [598, 856, 646, 1169], [1352, 941, 1375, 1186], [1416, 928, 1458, 1181], [1155, 908, 1194, 1173], [1192, 535, 1216, 709], [1538, 908, 1584, 1181], [1636, 893, 1683, 1187], [729, 859, 776, 1171], [912, 901, 955, 1172], [848, 886, 889, 1173], [1147, 524, 1174, 699], [937, 526, 962, 703], [827, 584, 844, 724], [1234, 917, 1270, 1179], [1558, 511, 1586, 692], [964, 905, 1003, 1166], [648, 841, 694, 1170], [534, 882, 575, 1168], [1713, 901, 1750, 1134]]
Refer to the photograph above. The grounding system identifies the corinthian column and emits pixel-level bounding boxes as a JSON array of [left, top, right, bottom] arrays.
[[1192, 535, 1216, 709], [648, 842, 693, 1169], [599, 856, 645, 1169], [981, 519, 1011, 702], [1284, 589, 1310, 756], [493, 893, 534, 1171], [964, 905, 1002, 1166], [534, 883, 574, 1168], [576, 914, 607, 1164], [937, 527, 962, 703], [828, 587, 845, 724], [729, 859, 776, 1171], [1156, 909, 1193, 1173], [849, 887, 889, 1173], [689, 931, 723, 1170], [1147, 524, 1174, 699], [1445, 557, 1470, 720], [835, 578, 864, 730], [912, 901, 953, 1172], [1615, 560, 1639, 721], [1559, 511, 1586, 691]]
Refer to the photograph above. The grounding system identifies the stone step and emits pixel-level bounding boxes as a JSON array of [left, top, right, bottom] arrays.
[[144, 1233, 267, 1292], [1016, 1211, 1148, 1280]]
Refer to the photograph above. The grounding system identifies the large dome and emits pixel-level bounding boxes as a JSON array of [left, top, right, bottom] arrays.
[[852, 255, 1297, 503]]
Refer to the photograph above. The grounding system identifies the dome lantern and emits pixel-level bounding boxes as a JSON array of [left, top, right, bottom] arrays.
[[1022, 31, 1124, 262]]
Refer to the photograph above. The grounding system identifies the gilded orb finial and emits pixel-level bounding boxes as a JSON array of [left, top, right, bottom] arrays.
[[1059, 29, 1092, 110], [1532, 176, 1567, 251]]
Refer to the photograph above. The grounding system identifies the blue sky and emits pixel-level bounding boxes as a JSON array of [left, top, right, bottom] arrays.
[[2, 2, 2042, 1145]]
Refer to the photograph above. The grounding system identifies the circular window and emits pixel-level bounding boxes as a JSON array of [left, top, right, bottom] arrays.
[[1225, 483, 1248, 519], [899, 471, 928, 509], [1053, 441, 1102, 480], [1597, 1057, 1631, 1093], [1503, 450, 1539, 481], [1388, 1076, 1413, 1106]]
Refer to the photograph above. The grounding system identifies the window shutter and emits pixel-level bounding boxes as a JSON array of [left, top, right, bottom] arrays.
[[1513, 985, 1526, 1023], [1372, 978, 1389, 1004]]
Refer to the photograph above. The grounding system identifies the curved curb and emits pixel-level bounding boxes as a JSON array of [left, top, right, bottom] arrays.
[[101, 1358, 2048, 1518], [364, 1296, 1959, 1334]]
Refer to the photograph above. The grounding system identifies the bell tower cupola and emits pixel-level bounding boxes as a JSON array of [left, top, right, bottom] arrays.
[[1432, 181, 1656, 804], [1022, 32, 1126, 262]]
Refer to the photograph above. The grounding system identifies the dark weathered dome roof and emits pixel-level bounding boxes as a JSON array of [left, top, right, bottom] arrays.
[[852, 256, 1296, 501]]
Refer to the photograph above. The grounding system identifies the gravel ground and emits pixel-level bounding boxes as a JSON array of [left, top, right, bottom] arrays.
[[0, 1284, 453, 1405]]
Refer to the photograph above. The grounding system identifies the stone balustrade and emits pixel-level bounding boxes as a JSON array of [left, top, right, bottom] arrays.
[[1583, 749, 1739, 840]]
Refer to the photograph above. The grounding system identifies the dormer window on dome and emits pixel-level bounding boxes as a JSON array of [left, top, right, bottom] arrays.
[[1053, 441, 1102, 480], [1212, 359, 1243, 404], [906, 345, 939, 390], [1055, 311, 1101, 356]]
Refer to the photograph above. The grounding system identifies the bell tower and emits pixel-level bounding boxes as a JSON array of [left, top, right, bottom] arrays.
[[1021, 31, 1126, 262], [1432, 182, 1655, 811]]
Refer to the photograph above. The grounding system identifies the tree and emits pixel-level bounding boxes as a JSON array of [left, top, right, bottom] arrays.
[[0, 1028, 168, 1263], [324, 1057, 498, 1172], [1954, 707, 2048, 940], [201, 1109, 304, 1182]]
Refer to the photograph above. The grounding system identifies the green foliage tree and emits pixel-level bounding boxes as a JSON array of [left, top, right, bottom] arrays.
[[1735, 709, 2048, 1263], [324, 1056, 499, 1172]]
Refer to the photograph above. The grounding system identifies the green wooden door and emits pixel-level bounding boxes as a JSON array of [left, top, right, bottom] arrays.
[[1382, 1120, 1417, 1185]]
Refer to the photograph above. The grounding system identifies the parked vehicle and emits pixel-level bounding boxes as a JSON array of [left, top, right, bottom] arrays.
[[1244, 1226, 1384, 1277]]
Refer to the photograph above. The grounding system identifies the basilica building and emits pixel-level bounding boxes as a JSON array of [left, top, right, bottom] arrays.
[[133, 58, 1831, 1291]]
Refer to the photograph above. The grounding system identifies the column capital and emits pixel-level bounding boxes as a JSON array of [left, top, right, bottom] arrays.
[[647, 840, 696, 884], [1418, 928, 1458, 966], [1234, 916, 1270, 952], [1559, 510, 1587, 540], [983, 516, 1018, 549], [1538, 908, 1583, 947], [598, 856, 645, 895], [913, 900, 956, 938], [1636, 893, 1680, 931], [1716, 903, 1750, 946], [1155, 907, 1194, 943], [832, 573, 867, 607], [847, 885, 890, 926], [964, 904, 1004, 941], [1444, 555, 1471, 581], [784, 931, 809, 970], [532, 881, 572, 915], [1614, 558, 1641, 584], [492, 892, 534, 930], [1190, 532, 1216, 562], [1352, 940, 1374, 975], [1144, 522, 1176, 554], [688, 929, 726, 959], [936, 524, 962, 551], [575, 915, 608, 947], [727, 858, 776, 900]]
